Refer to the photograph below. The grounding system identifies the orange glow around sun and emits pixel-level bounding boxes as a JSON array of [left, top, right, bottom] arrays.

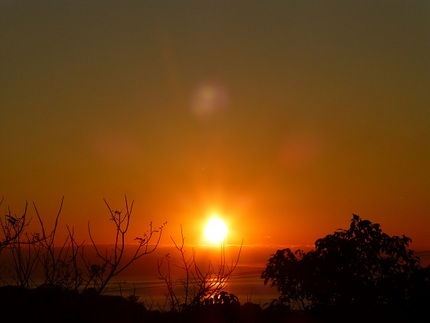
[[204, 216, 228, 244]]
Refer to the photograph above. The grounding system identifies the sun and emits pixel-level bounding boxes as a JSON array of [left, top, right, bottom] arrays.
[[204, 217, 228, 244]]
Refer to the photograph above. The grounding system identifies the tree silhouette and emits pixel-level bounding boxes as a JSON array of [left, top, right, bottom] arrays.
[[262, 214, 426, 317]]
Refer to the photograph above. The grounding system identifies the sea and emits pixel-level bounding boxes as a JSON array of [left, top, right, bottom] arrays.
[[102, 266, 277, 310]]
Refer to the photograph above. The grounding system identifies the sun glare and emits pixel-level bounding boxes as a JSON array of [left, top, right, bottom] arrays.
[[204, 217, 228, 244]]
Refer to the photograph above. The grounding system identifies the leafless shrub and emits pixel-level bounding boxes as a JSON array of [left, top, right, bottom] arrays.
[[0, 197, 29, 252], [86, 196, 165, 294], [44, 224, 86, 290], [0, 197, 85, 289], [1, 195, 163, 295], [158, 226, 242, 312], [33, 197, 79, 288], [1, 201, 40, 287]]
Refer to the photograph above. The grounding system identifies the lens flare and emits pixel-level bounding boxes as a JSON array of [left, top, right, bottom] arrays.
[[191, 80, 229, 119]]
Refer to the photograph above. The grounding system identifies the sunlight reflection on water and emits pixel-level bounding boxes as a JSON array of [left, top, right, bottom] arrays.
[[104, 269, 277, 309]]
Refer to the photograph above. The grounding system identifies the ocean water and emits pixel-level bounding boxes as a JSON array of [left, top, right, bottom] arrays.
[[103, 268, 277, 309]]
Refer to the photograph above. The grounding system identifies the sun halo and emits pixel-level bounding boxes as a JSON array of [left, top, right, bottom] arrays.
[[204, 217, 228, 244]]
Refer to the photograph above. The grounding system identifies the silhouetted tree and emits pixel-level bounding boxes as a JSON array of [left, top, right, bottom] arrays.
[[262, 214, 425, 316]]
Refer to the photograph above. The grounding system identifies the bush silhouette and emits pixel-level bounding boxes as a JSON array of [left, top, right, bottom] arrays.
[[262, 214, 427, 317]]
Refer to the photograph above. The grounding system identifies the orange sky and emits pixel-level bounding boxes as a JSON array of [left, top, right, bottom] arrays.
[[1, 1, 429, 252]]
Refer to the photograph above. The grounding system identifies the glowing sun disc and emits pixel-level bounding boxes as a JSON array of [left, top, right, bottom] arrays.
[[204, 217, 228, 243]]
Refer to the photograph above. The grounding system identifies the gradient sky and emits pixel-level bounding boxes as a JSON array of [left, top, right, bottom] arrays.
[[1, 1, 429, 251]]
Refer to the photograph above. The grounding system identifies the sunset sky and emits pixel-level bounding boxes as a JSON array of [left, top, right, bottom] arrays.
[[1, 1, 429, 253]]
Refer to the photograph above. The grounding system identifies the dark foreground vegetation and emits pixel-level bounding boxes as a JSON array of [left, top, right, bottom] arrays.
[[1, 196, 429, 322], [261, 214, 430, 322], [0, 285, 319, 323], [0, 283, 427, 323]]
